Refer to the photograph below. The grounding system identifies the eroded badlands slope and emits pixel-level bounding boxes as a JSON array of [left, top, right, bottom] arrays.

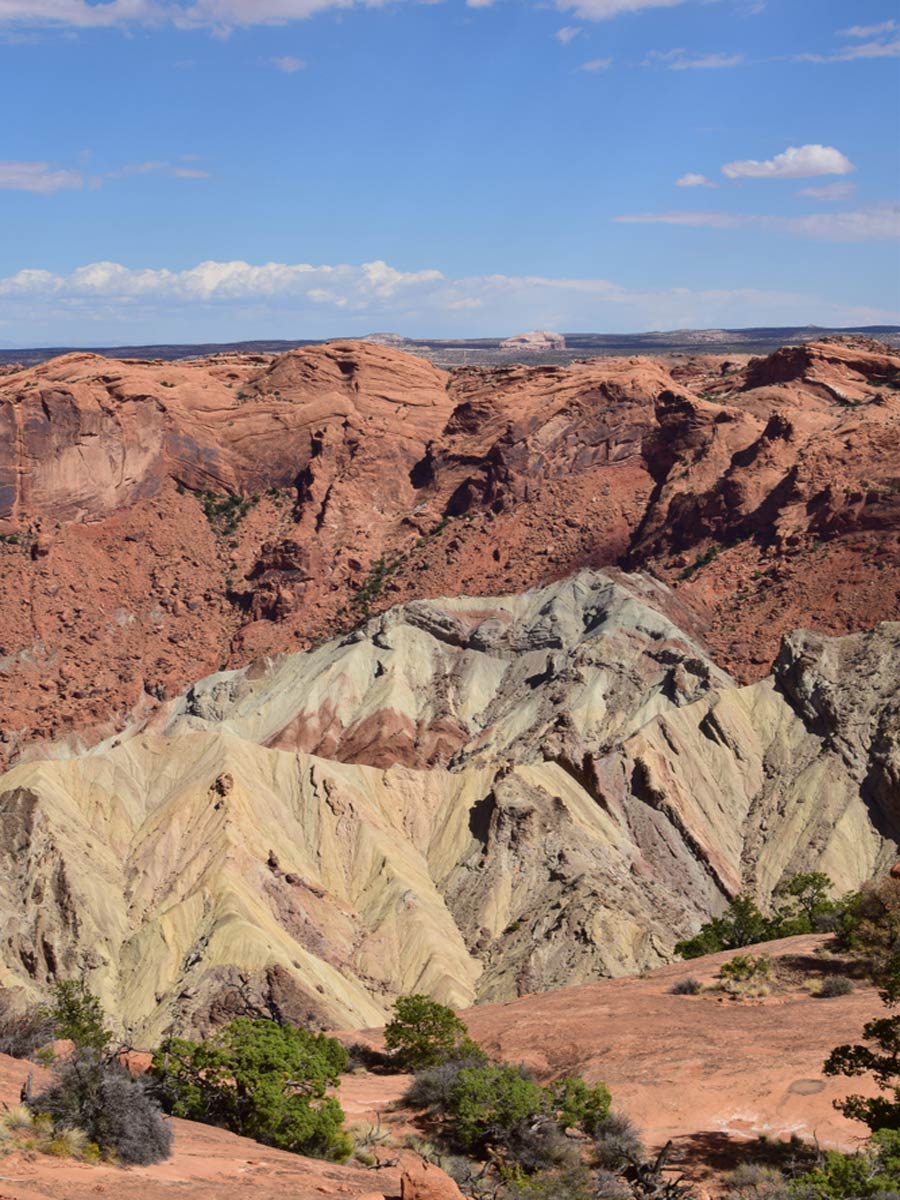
[[1, 336, 899, 766], [0, 572, 897, 1042]]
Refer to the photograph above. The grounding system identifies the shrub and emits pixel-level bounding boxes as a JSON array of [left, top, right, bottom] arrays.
[[506, 1163, 598, 1199], [593, 1111, 644, 1170], [344, 1041, 395, 1072], [548, 1076, 611, 1134], [402, 1055, 486, 1112], [504, 1114, 578, 1175], [595, 1169, 633, 1199], [152, 1017, 351, 1161], [30, 1050, 172, 1165], [0, 1005, 55, 1059], [669, 977, 703, 995], [1, 1104, 34, 1132], [41, 980, 110, 1052], [720, 954, 771, 995], [818, 975, 854, 998], [447, 1063, 547, 1156], [40, 1126, 89, 1158], [722, 1163, 790, 1198], [788, 1129, 900, 1197], [384, 994, 484, 1070]]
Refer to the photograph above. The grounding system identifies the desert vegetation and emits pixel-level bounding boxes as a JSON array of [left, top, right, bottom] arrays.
[[151, 1017, 353, 1161], [0, 979, 175, 1166], [675, 873, 853, 960]]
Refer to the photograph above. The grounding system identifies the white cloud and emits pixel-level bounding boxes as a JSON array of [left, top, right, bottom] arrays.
[[796, 38, 900, 63], [4, 255, 896, 340], [0, 1, 153, 27], [0, 0, 701, 28], [798, 181, 856, 201], [0, 161, 83, 192], [840, 20, 897, 39], [558, 0, 686, 19], [0, 157, 209, 194], [615, 204, 900, 241], [645, 48, 743, 69], [0, 0, 366, 30], [0, 0, 767, 31], [676, 173, 718, 188], [107, 160, 211, 180], [579, 56, 612, 70], [555, 25, 581, 44], [271, 55, 305, 72], [722, 143, 854, 180]]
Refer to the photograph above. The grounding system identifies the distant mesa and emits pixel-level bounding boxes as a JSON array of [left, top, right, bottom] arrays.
[[362, 331, 411, 346], [500, 329, 566, 351]]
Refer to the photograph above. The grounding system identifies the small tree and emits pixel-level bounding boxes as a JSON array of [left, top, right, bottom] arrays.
[[825, 1014, 900, 1131], [773, 871, 836, 931], [41, 980, 110, 1052], [825, 875, 900, 1134], [676, 875, 844, 960], [384, 994, 483, 1070], [675, 895, 775, 959], [152, 1017, 351, 1161], [834, 877, 900, 977]]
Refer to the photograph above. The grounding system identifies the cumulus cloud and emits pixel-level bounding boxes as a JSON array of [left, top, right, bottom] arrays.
[[615, 204, 900, 241], [579, 56, 612, 71], [676, 173, 717, 188], [798, 181, 856, 201], [0, 161, 83, 192], [555, 25, 581, 44], [722, 143, 854, 180], [5, 255, 896, 340], [645, 48, 743, 69], [271, 55, 305, 72]]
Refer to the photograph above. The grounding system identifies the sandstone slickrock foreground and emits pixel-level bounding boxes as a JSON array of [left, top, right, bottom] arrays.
[[0, 570, 897, 1041]]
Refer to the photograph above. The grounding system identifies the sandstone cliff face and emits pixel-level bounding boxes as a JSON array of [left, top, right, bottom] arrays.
[[1, 337, 899, 767], [0, 572, 896, 1041]]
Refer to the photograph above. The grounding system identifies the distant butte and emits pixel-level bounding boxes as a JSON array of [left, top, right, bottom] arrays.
[[499, 329, 566, 350]]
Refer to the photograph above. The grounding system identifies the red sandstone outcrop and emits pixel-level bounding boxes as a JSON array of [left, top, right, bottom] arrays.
[[0, 336, 898, 764]]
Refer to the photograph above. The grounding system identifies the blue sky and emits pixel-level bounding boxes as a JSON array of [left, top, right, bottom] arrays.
[[0, 0, 898, 345]]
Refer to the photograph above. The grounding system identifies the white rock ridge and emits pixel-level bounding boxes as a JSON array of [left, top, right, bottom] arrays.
[[0, 570, 897, 1040]]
